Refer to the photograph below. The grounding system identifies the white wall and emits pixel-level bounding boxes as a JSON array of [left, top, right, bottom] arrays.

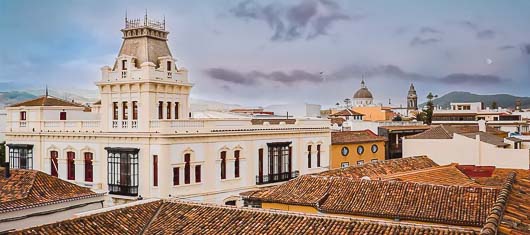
[[265, 103, 322, 118], [403, 133, 529, 169], [0, 110, 6, 142]]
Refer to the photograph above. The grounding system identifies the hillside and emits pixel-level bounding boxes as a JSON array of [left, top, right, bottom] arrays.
[[421, 91, 530, 109], [0, 91, 37, 108]]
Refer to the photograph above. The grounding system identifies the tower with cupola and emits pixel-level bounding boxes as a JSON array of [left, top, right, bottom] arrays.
[[96, 13, 191, 132]]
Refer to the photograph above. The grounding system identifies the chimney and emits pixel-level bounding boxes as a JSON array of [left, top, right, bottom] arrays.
[[478, 119, 486, 132], [4, 162, 10, 179]]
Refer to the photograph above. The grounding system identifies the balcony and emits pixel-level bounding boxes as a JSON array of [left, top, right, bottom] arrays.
[[256, 170, 299, 185], [108, 184, 138, 197]]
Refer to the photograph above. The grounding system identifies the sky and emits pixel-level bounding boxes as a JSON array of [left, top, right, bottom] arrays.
[[1, 0, 530, 107]]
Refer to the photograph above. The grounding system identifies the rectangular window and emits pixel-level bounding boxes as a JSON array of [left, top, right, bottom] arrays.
[[106, 148, 139, 196], [357, 160, 364, 166], [122, 60, 127, 70], [371, 159, 378, 163], [174, 102, 179, 120], [67, 151, 75, 180], [195, 165, 201, 183], [50, 151, 58, 177], [20, 111, 26, 121], [113, 102, 119, 120], [184, 154, 191, 184], [8, 144, 33, 169], [122, 101, 128, 120], [153, 155, 158, 187], [167, 102, 171, 119], [158, 101, 164, 119], [132, 101, 138, 120], [316, 144, 321, 167], [307, 145, 312, 169], [234, 150, 240, 178], [173, 167, 180, 186], [260, 142, 293, 185], [60, 111, 67, 120], [84, 152, 93, 182], [167, 61, 172, 71], [341, 162, 350, 168], [258, 149, 263, 184]]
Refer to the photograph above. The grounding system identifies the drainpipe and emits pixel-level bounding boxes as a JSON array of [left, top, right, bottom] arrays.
[[4, 161, 10, 179]]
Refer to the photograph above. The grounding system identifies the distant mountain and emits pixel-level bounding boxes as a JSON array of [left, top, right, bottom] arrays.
[[0, 91, 37, 108], [420, 91, 530, 109]]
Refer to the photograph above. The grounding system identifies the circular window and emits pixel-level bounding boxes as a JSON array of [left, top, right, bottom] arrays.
[[341, 147, 349, 156], [371, 144, 378, 153], [357, 146, 364, 155]]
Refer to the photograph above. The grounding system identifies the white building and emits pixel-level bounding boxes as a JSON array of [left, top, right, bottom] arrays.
[[0, 110, 6, 142], [265, 103, 322, 118], [3, 15, 330, 205], [403, 122, 529, 169], [353, 80, 374, 107], [433, 102, 528, 134]]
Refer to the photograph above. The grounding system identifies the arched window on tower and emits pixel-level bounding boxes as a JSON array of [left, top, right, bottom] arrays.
[[50, 151, 58, 177], [67, 151, 75, 180], [220, 151, 227, 180], [84, 152, 93, 182], [234, 150, 240, 178], [184, 153, 191, 184]]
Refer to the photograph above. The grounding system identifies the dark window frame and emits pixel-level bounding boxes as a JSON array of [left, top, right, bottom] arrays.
[[113, 102, 119, 120], [174, 102, 179, 120], [184, 153, 191, 184], [173, 167, 180, 186], [106, 147, 139, 196], [20, 111, 26, 121], [153, 155, 158, 187], [166, 102, 171, 119], [195, 165, 201, 183], [220, 151, 227, 180], [307, 145, 312, 169], [234, 150, 240, 178], [67, 151, 75, 180], [8, 144, 33, 169], [60, 111, 67, 120], [158, 101, 164, 120], [122, 101, 128, 120], [50, 150, 58, 177], [316, 144, 321, 167], [132, 101, 138, 120]]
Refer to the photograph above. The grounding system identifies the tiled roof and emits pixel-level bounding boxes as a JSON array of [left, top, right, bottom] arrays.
[[378, 125, 431, 131], [245, 175, 500, 227], [0, 168, 102, 213], [319, 156, 439, 178], [14, 199, 481, 235], [331, 130, 386, 144], [329, 108, 364, 117], [475, 169, 530, 235], [407, 125, 508, 141], [460, 132, 510, 147], [8, 95, 86, 108], [380, 164, 481, 187]]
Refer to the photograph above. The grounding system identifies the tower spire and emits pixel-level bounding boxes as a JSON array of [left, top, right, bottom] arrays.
[[125, 9, 128, 28], [45, 84, 49, 97], [144, 9, 148, 26]]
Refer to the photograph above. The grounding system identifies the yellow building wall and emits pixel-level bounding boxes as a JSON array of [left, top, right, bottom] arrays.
[[330, 141, 385, 169], [262, 203, 318, 214], [352, 107, 393, 121]]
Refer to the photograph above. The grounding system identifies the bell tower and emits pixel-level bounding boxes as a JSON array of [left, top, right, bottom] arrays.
[[407, 83, 418, 114], [96, 12, 192, 132]]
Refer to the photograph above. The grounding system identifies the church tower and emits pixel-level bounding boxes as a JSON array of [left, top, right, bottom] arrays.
[[96, 13, 191, 132], [407, 83, 418, 114]]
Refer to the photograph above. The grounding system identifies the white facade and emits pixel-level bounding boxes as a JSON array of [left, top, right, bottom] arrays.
[[0, 110, 5, 142], [4, 17, 331, 204], [265, 103, 322, 118], [403, 133, 530, 169]]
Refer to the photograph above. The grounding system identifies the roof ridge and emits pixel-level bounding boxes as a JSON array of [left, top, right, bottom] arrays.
[[140, 201, 165, 234], [479, 172, 516, 235], [8, 95, 47, 107]]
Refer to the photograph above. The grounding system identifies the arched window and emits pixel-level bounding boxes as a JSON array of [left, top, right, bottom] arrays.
[[50, 151, 58, 177], [67, 151, 75, 180], [84, 152, 93, 182], [307, 145, 312, 169], [184, 153, 191, 184], [234, 150, 240, 178], [316, 144, 321, 167], [220, 151, 227, 180]]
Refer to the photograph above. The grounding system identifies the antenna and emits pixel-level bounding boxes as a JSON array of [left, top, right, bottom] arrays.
[[163, 15, 166, 30], [45, 84, 49, 97], [144, 9, 148, 26]]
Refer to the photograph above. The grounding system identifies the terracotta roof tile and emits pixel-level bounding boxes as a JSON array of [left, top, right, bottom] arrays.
[[329, 108, 364, 117], [8, 96, 86, 108], [319, 156, 439, 178], [13, 200, 481, 235], [407, 125, 508, 140], [460, 132, 510, 147], [0, 168, 101, 213], [381, 164, 481, 187], [331, 130, 386, 144], [379, 125, 431, 131]]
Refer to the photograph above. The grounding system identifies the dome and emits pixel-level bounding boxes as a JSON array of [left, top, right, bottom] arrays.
[[353, 88, 373, 99], [353, 80, 373, 99]]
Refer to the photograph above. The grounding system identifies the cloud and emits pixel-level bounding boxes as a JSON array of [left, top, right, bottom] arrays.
[[230, 0, 353, 41], [522, 44, 530, 55], [204, 64, 504, 87], [419, 26, 441, 34], [410, 37, 441, 46], [476, 29, 495, 40], [498, 45, 515, 50], [456, 20, 496, 40], [439, 74, 503, 85]]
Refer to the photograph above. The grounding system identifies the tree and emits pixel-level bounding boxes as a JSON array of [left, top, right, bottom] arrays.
[[420, 92, 437, 125], [491, 101, 498, 109]]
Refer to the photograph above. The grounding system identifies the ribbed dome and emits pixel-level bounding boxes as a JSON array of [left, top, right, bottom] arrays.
[[353, 88, 373, 99]]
